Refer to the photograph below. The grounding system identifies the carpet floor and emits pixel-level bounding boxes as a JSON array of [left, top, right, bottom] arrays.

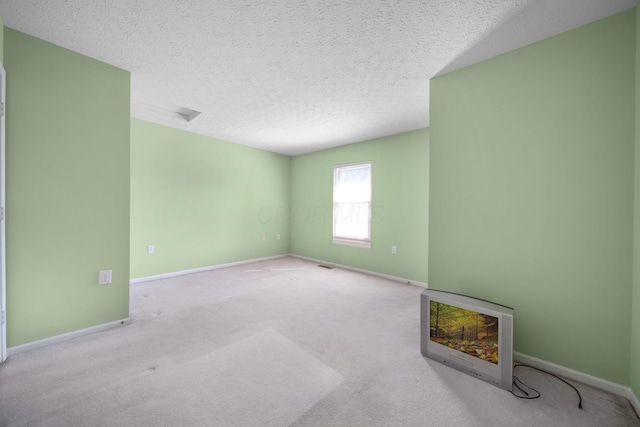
[[0, 256, 638, 426]]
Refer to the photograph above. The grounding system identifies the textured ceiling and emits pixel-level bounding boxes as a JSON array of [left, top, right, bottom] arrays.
[[0, 0, 636, 155]]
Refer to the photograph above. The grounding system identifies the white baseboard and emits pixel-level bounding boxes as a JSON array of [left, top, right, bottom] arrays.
[[7, 318, 131, 357], [129, 254, 290, 284], [514, 351, 640, 416], [290, 254, 429, 288]]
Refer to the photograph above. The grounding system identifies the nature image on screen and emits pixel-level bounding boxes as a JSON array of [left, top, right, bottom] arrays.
[[430, 301, 499, 364]]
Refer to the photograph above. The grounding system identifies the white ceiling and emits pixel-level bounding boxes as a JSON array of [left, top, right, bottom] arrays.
[[0, 0, 636, 155]]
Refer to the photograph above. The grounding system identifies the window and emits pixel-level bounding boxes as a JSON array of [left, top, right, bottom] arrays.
[[333, 161, 372, 248]]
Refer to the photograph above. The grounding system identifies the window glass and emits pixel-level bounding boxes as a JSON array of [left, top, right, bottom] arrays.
[[333, 162, 371, 248]]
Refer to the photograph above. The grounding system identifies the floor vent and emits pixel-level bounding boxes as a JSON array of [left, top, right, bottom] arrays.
[[317, 265, 333, 269]]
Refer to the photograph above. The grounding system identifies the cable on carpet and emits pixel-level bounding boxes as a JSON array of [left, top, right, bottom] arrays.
[[510, 364, 583, 409]]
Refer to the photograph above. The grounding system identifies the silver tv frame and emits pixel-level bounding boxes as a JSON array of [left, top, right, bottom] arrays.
[[420, 288, 514, 391]]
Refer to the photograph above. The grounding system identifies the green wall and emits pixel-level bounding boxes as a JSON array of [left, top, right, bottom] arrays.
[[632, 4, 640, 402], [4, 29, 130, 346], [290, 129, 429, 283], [130, 119, 290, 279], [430, 11, 635, 385], [0, 16, 4, 63]]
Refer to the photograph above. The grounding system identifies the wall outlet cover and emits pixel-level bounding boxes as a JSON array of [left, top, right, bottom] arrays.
[[98, 270, 112, 285]]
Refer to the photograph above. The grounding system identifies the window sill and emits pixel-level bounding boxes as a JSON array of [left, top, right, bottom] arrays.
[[332, 237, 371, 249]]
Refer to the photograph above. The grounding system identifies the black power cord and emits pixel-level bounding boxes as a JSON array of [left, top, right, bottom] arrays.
[[511, 364, 583, 409]]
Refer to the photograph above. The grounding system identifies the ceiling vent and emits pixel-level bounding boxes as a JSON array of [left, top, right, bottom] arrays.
[[131, 98, 201, 122], [177, 107, 201, 122]]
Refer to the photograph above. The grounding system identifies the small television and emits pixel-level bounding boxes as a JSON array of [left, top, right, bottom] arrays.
[[420, 288, 514, 391]]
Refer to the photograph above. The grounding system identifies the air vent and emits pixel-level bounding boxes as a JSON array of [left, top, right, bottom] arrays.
[[131, 98, 201, 122], [177, 107, 201, 122]]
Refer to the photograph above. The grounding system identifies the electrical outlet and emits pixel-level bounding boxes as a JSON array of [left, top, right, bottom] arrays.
[[277, 233, 281, 240], [391, 246, 397, 254], [98, 270, 112, 285], [262, 235, 266, 241], [147, 245, 155, 254]]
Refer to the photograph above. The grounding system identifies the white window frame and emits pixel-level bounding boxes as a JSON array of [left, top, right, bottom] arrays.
[[332, 161, 372, 249]]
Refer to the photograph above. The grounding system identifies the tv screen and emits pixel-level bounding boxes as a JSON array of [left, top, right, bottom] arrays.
[[421, 289, 514, 391]]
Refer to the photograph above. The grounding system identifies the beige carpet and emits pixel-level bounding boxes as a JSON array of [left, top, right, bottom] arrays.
[[0, 256, 638, 426]]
